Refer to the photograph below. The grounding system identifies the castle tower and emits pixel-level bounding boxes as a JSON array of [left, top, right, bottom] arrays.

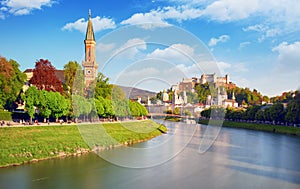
[[82, 10, 98, 88]]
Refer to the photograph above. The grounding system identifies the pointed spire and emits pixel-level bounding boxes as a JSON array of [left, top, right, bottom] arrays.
[[85, 9, 95, 41]]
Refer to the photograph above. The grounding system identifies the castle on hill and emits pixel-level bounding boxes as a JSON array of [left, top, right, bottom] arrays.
[[162, 73, 238, 108]]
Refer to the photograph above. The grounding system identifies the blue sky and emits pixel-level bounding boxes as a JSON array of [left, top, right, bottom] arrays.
[[0, 0, 300, 96]]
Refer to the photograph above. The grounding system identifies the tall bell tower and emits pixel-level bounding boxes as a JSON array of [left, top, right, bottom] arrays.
[[82, 9, 98, 88]]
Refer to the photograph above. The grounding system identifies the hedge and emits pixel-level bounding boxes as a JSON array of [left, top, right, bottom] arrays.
[[0, 110, 12, 121]]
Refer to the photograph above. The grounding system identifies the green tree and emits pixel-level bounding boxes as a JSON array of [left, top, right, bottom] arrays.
[[37, 90, 52, 123], [173, 107, 180, 115], [246, 105, 260, 120], [95, 98, 105, 117], [194, 83, 210, 103], [0, 57, 26, 110], [89, 98, 98, 121], [81, 98, 92, 122], [113, 99, 129, 119], [269, 103, 285, 123], [255, 109, 265, 121], [23, 86, 39, 123], [72, 95, 86, 121], [181, 91, 198, 104], [183, 109, 192, 116], [64, 61, 84, 96], [285, 100, 300, 124], [111, 85, 128, 119], [129, 101, 148, 117], [48, 92, 70, 122], [94, 72, 112, 100], [103, 98, 114, 118]]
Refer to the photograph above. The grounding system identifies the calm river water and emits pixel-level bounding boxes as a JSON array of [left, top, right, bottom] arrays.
[[0, 121, 300, 189]]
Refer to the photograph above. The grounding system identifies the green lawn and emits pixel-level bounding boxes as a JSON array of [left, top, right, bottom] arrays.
[[0, 120, 167, 167], [198, 119, 300, 136]]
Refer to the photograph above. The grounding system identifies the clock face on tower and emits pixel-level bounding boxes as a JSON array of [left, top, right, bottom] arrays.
[[87, 70, 91, 75]]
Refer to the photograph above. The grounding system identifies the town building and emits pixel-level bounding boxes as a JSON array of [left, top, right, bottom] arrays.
[[175, 73, 232, 93], [82, 10, 98, 88], [200, 73, 229, 85], [162, 90, 169, 102]]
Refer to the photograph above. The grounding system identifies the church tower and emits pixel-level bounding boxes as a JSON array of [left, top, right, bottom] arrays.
[[82, 10, 98, 88]]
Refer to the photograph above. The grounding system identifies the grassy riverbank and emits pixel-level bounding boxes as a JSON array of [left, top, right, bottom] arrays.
[[0, 120, 167, 168], [198, 119, 300, 136]]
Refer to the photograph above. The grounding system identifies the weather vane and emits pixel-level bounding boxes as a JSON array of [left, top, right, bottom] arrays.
[[89, 9, 91, 18]]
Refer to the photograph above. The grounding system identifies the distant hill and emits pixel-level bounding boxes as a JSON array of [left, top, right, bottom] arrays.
[[117, 85, 157, 100]]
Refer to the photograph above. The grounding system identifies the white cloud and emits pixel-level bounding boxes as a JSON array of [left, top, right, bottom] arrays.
[[0, 7, 8, 11], [205, 0, 300, 37], [272, 41, 300, 73], [216, 61, 231, 74], [202, 0, 259, 21], [161, 0, 300, 38], [231, 75, 251, 88], [161, 6, 203, 21], [146, 43, 197, 63], [123, 67, 160, 78], [120, 9, 170, 29], [14, 8, 30, 15], [243, 24, 281, 42], [243, 24, 266, 32], [239, 41, 251, 49], [1, 0, 55, 16], [120, 6, 203, 29], [208, 35, 230, 46], [168, 63, 202, 77], [97, 43, 115, 53], [62, 16, 116, 33], [216, 61, 248, 75], [113, 38, 147, 59], [232, 63, 248, 72]]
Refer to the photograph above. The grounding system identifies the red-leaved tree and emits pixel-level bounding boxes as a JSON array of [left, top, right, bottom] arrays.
[[30, 59, 63, 93]]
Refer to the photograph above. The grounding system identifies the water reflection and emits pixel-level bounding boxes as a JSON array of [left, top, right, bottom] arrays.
[[0, 121, 300, 189]]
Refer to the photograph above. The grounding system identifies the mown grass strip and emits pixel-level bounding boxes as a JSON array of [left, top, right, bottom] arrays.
[[0, 120, 167, 167], [198, 119, 300, 136]]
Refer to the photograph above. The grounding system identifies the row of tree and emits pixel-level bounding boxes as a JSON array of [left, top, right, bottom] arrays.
[[19, 58, 148, 123], [201, 92, 300, 124], [23, 87, 70, 123], [23, 86, 148, 123]]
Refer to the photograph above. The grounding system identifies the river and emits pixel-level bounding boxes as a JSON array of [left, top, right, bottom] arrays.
[[0, 121, 300, 189]]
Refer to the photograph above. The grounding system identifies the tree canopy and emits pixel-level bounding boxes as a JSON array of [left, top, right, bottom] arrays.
[[64, 61, 84, 96], [0, 56, 26, 110], [24, 86, 70, 123], [30, 59, 63, 94]]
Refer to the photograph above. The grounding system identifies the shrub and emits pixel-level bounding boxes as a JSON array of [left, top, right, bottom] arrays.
[[0, 110, 12, 121]]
